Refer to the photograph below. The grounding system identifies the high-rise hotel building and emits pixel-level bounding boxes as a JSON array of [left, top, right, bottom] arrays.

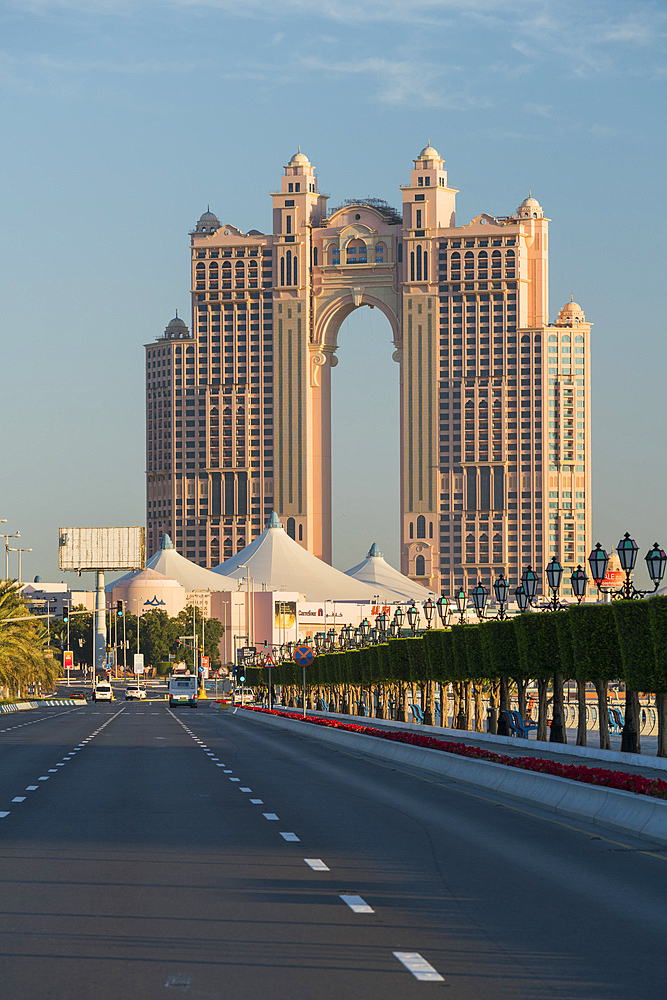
[[145, 145, 592, 598]]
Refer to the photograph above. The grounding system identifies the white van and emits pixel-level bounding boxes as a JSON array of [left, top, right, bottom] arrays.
[[169, 674, 198, 707], [234, 687, 256, 705], [93, 682, 113, 702]]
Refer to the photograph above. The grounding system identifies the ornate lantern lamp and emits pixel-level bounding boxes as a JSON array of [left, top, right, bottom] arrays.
[[570, 565, 588, 603], [471, 583, 487, 618]]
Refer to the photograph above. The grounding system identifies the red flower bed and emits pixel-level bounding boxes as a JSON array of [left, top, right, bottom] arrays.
[[246, 707, 667, 800]]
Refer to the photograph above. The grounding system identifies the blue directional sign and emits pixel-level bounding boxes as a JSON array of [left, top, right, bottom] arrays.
[[294, 644, 313, 666]]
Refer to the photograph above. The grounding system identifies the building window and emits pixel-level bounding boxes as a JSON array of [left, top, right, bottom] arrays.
[[416, 209, 422, 229], [375, 242, 386, 263], [313, 246, 318, 267], [287, 517, 296, 539], [409, 521, 414, 539], [286, 215, 292, 234], [346, 238, 367, 264], [415, 554, 426, 576], [416, 514, 426, 538], [298, 523, 303, 541]]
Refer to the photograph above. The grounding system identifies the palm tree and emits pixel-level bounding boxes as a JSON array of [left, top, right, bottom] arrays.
[[0, 581, 59, 699]]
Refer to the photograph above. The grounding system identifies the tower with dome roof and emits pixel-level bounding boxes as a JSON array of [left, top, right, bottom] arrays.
[[144, 146, 592, 599]]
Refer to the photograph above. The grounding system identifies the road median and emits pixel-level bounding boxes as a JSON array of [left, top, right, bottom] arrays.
[[237, 707, 667, 848]]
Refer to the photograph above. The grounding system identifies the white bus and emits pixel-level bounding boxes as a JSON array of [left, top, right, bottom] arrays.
[[169, 673, 198, 708]]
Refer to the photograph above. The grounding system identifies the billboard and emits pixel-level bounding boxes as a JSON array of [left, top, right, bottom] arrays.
[[58, 527, 145, 572]]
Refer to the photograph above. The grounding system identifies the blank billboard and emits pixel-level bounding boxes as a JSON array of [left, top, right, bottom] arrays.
[[58, 527, 146, 572]]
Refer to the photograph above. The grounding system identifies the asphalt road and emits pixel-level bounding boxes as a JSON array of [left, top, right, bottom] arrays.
[[0, 703, 665, 1000]]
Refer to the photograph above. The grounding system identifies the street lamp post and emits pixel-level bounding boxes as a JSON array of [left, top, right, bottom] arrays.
[[471, 583, 487, 619], [436, 596, 451, 629], [514, 585, 529, 613], [455, 587, 467, 626], [588, 533, 667, 753], [521, 566, 539, 607], [423, 598, 435, 629], [8, 547, 32, 583], [2, 531, 20, 580], [493, 575, 510, 620], [406, 604, 420, 635]]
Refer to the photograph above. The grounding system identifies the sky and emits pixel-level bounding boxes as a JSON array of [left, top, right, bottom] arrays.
[[1, 0, 665, 589]]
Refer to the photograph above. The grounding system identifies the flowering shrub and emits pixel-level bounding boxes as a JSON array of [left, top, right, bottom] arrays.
[[246, 707, 667, 800]]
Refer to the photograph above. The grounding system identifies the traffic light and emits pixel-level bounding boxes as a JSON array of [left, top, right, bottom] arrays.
[[62, 606, 69, 624], [239, 675, 245, 683], [116, 600, 124, 618]]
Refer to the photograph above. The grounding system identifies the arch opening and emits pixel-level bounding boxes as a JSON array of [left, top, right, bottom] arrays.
[[330, 305, 400, 570]]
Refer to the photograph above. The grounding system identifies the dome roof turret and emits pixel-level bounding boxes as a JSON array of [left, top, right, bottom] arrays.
[[517, 192, 544, 218], [193, 208, 220, 234], [163, 313, 189, 338], [557, 296, 586, 326], [417, 142, 441, 160], [287, 147, 311, 168]]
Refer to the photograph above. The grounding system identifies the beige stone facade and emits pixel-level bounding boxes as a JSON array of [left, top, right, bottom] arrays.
[[145, 147, 592, 598]]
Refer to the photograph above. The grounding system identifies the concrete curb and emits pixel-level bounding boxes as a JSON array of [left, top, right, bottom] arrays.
[[239, 709, 667, 849], [304, 709, 667, 773], [0, 699, 85, 713]]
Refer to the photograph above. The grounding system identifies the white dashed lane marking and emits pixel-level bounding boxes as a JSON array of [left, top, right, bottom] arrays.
[[250, 799, 263, 804], [263, 813, 279, 821], [26, 786, 38, 791], [12, 797, 25, 803], [229, 777, 240, 782], [340, 895, 374, 914], [304, 859, 329, 871], [239, 787, 252, 792], [393, 952, 445, 982], [0, 812, 9, 818], [279, 832, 300, 842]]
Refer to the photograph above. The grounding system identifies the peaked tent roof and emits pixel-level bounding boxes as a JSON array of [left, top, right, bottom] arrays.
[[107, 535, 236, 592], [147, 534, 236, 591], [212, 513, 378, 601], [345, 543, 438, 602]]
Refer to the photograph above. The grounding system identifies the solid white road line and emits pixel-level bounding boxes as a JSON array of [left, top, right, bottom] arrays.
[[340, 895, 374, 914], [304, 859, 329, 871], [263, 813, 279, 820], [279, 832, 300, 842], [393, 952, 444, 982]]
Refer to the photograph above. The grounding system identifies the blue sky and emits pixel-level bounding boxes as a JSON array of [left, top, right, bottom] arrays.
[[1, 0, 665, 587]]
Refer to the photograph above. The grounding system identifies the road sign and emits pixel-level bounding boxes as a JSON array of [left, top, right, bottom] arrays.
[[133, 653, 144, 674], [63, 651, 73, 670], [264, 652, 276, 669], [294, 645, 313, 666]]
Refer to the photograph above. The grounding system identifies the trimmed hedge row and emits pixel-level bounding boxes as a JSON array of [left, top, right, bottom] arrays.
[[244, 597, 667, 691]]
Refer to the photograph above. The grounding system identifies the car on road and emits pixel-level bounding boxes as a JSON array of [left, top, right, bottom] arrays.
[[125, 685, 147, 701], [68, 690, 87, 700], [234, 687, 256, 705], [93, 682, 113, 702]]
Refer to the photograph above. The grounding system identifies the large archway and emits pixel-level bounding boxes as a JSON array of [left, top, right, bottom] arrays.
[[330, 305, 400, 571]]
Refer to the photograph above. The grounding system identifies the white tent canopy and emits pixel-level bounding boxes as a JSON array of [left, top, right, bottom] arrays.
[[345, 543, 438, 602], [107, 535, 236, 593], [213, 513, 378, 602], [147, 534, 236, 591]]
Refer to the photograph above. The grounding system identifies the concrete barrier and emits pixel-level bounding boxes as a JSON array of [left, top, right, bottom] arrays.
[[238, 709, 667, 848]]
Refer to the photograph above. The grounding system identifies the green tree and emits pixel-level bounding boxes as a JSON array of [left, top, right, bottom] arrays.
[[0, 581, 59, 698]]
